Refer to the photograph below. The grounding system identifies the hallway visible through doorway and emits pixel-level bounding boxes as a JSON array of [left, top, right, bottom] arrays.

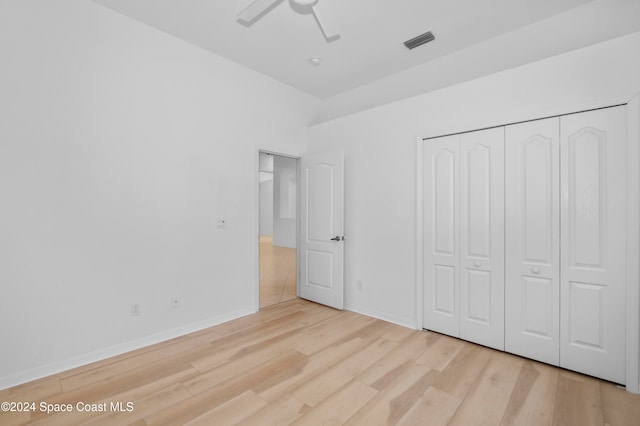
[[259, 235, 297, 308], [259, 151, 298, 308]]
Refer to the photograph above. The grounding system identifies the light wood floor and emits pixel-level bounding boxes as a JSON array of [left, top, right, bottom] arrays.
[[2, 299, 639, 426], [260, 235, 297, 308]]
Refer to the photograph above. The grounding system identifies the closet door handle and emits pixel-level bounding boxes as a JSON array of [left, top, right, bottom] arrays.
[[330, 236, 342, 241], [532, 267, 540, 274], [474, 262, 481, 268]]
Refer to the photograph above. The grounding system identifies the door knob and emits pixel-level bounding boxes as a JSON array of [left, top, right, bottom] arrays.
[[474, 262, 481, 267], [532, 267, 540, 274], [331, 236, 341, 241]]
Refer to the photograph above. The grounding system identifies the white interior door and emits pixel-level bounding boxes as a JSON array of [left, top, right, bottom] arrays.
[[423, 135, 460, 337], [505, 117, 560, 365], [560, 106, 627, 384], [459, 128, 505, 350], [300, 151, 344, 309]]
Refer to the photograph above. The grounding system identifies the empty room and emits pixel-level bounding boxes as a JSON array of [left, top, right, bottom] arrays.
[[2, 0, 640, 425]]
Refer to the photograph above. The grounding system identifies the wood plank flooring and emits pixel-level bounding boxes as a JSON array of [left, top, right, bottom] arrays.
[[1, 299, 639, 425], [259, 235, 297, 308]]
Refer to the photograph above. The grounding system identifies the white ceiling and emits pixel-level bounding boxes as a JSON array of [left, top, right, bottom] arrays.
[[92, 0, 639, 104]]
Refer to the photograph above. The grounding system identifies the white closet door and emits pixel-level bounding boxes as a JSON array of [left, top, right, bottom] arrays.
[[560, 106, 627, 384], [423, 135, 460, 337], [459, 128, 505, 350], [505, 118, 560, 365]]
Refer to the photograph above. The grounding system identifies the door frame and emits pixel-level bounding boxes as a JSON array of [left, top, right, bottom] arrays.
[[626, 92, 640, 394], [416, 93, 640, 393], [254, 145, 302, 312]]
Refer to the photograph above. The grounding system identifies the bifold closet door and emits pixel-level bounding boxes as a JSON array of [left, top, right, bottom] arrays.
[[560, 106, 627, 384], [505, 117, 560, 365], [458, 128, 505, 350], [423, 129, 504, 350], [423, 135, 460, 337]]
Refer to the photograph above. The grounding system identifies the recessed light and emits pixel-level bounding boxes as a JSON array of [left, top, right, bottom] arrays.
[[309, 56, 322, 67]]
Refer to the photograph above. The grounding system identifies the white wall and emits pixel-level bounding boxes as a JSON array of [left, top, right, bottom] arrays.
[[0, 0, 317, 388], [273, 155, 297, 248], [307, 32, 640, 328]]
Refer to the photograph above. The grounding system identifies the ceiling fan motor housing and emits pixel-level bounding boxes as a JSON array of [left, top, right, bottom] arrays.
[[292, 0, 318, 6]]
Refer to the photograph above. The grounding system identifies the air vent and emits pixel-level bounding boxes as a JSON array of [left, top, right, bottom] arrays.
[[404, 31, 435, 50]]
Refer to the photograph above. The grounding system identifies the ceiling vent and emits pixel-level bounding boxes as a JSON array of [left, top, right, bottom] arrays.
[[404, 31, 435, 50]]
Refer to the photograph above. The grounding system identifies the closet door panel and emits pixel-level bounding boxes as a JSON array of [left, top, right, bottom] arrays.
[[505, 118, 560, 365], [459, 127, 504, 350], [423, 135, 460, 337], [560, 106, 626, 384]]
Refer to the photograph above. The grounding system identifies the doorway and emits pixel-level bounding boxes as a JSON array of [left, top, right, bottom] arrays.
[[259, 151, 298, 308]]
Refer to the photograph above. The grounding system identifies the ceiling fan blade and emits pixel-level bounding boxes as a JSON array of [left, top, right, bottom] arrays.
[[237, 0, 283, 23], [311, 2, 340, 40]]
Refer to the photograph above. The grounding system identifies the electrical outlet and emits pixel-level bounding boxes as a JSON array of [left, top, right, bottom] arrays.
[[131, 304, 141, 316], [171, 297, 180, 309]]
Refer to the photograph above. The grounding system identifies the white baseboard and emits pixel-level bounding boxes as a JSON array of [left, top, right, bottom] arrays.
[[345, 303, 417, 330], [0, 307, 255, 391]]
